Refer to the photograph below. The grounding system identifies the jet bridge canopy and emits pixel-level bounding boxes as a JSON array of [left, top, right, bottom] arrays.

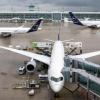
[[70, 59, 100, 97]]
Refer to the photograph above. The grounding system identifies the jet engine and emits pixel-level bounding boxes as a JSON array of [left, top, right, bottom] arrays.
[[26, 60, 36, 73], [1, 32, 12, 37], [88, 25, 97, 28]]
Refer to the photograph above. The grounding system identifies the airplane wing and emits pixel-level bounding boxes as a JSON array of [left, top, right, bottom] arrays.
[[69, 51, 100, 59], [0, 46, 50, 65]]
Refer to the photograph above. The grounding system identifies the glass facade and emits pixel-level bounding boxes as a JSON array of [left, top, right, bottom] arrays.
[[72, 59, 100, 77], [0, 12, 100, 20], [71, 59, 100, 97], [77, 74, 100, 96]]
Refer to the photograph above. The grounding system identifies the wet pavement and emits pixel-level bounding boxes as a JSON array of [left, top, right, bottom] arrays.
[[0, 21, 100, 100]]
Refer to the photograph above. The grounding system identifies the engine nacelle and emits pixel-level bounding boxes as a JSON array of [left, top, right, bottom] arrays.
[[88, 25, 97, 28], [1, 32, 12, 37], [26, 60, 36, 74]]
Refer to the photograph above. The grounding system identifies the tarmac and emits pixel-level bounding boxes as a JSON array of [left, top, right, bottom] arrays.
[[0, 21, 100, 100]]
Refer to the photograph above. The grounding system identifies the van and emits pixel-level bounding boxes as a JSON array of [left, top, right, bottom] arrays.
[[18, 65, 26, 75]]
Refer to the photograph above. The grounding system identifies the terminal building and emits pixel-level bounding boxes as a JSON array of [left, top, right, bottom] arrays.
[[0, 11, 100, 21]]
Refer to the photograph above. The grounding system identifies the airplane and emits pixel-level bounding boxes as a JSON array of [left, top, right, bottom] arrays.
[[0, 34, 100, 93], [0, 18, 43, 37], [69, 12, 100, 29]]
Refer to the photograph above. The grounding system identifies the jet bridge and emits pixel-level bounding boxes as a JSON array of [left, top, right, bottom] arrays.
[[64, 58, 100, 98], [72, 59, 100, 77]]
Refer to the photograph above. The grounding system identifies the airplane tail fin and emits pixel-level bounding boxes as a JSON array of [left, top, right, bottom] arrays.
[[69, 12, 83, 26], [27, 18, 43, 33]]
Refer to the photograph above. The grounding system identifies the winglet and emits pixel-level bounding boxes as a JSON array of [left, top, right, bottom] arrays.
[[69, 12, 83, 26], [27, 18, 43, 33]]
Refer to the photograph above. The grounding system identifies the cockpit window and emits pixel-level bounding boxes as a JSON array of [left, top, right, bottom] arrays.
[[51, 76, 63, 82]]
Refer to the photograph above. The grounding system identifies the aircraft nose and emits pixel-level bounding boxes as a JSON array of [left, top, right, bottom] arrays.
[[52, 85, 62, 93]]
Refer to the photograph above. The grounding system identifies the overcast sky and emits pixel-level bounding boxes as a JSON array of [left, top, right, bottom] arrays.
[[0, 0, 100, 12]]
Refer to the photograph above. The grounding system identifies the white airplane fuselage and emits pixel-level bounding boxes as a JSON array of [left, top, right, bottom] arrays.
[[81, 21, 100, 27], [48, 41, 65, 92], [0, 27, 30, 34]]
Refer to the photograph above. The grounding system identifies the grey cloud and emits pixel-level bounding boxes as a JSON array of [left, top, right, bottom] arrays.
[[40, 0, 100, 7], [0, 0, 100, 7], [0, 0, 100, 11]]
